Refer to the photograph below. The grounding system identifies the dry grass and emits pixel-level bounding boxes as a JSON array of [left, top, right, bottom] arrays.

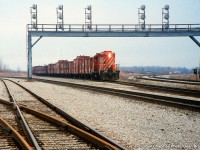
[[167, 74, 199, 81], [0, 72, 26, 77], [119, 71, 131, 80]]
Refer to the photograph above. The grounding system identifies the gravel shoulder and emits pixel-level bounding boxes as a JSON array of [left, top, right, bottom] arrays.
[[5, 78, 200, 150], [33, 76, 200, 101]]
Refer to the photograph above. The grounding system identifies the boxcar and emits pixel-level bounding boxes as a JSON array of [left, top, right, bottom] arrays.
[[68, 61, 75, 77], [55, 60, 66, 76], [63, 60, 69, 75], [48, 64, 56, 76], [74, 56, 90, 78], [32, 65, 48, 76]]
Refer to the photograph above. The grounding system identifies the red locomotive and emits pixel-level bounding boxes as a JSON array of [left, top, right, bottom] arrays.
[[32, 50, 120, 81], [91, 51, 119, 80]]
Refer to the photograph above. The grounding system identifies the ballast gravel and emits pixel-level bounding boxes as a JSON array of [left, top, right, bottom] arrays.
[[34, 76, 200, 100], [4, 78, 200, 149], [0, 80, 10, 101]]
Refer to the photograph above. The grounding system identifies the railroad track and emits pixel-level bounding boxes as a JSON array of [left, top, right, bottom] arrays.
[[0, 79, 125, 150], [0, 100, 31, 149], [115, 80, 200, 98], [153, 76, 200, 83], [139, 76, 200, 86], [26, 78, 200, 112], [4, 76, 200, 97]]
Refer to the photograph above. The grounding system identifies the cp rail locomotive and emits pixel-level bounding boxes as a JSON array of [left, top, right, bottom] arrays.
[[32, 50, 120, 81]]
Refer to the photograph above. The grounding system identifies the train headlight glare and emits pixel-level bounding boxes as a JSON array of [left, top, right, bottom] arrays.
[[108, 53, 111, 58]]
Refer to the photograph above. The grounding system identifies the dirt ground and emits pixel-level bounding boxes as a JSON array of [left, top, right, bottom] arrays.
[[164, 74, 199, 81], [119, 71, 199, 81], [119, 71, 144, 81], [0, 72, 26, 77]]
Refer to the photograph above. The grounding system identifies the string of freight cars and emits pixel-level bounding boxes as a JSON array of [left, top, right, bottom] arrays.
[[32, 50, 120, 81]]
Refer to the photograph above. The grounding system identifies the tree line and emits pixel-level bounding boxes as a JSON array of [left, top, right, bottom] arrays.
[[0, 58, 9, 72], [120, 66, 192, 75]]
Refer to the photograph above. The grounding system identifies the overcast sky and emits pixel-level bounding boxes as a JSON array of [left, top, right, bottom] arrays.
[[0, 0, 200, 71]]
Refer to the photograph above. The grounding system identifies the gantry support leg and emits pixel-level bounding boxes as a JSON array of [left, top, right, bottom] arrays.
[[27, 36, 32, 79], [27, 35, 43, 79], [189, 36, 200, 80]]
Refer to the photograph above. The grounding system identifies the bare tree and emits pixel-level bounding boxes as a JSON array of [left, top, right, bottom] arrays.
[[0, 58, 2, 71], [17, 66, 21, 73], [3, 64, 7, 71]]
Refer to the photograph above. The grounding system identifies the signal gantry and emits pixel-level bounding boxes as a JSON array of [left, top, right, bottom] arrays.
[[26, 4, 200, 79]]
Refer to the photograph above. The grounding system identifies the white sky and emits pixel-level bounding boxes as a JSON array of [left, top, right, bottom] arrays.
[[0, 0, 200, 71]]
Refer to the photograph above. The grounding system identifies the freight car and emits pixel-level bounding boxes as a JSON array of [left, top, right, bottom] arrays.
[[32, 65, 47, 76], [32, 50, 120, 81]]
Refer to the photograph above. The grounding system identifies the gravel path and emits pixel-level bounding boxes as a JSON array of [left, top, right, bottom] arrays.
[[4, 78, 200, 150]]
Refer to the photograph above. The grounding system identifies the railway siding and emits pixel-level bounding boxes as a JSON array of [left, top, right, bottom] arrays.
[[137, 76, 200, 90], [32, 76, 200, 101]]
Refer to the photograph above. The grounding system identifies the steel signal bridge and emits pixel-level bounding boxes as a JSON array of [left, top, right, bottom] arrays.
[[27, 23, 200, 79]]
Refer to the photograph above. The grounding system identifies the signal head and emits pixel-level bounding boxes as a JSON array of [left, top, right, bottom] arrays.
[[164, 5, 169, 10], [58, 5, 63, 10], [32, 14, 36, 19], [140, 14, 145, 20], [140, 5, 146, 10], [164, 14, 169, 19], [32, 4, 37, 9], [87, 5, 92, 10]]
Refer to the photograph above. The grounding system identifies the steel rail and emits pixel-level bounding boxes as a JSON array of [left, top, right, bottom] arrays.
[[29, 78, 200, 111], [153, 76, 200, 83], [115, 81, 200, 97], [18, 104, 120, 150], [1, 79, 41, 150], [0, 99, 120, 150], [0, 115, 32, 150], [3, 79, 126, 150], [139, 76, 200, 86]]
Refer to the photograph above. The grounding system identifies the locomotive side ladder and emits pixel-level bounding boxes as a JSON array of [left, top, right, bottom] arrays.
[[27, 24, 200, 79]]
